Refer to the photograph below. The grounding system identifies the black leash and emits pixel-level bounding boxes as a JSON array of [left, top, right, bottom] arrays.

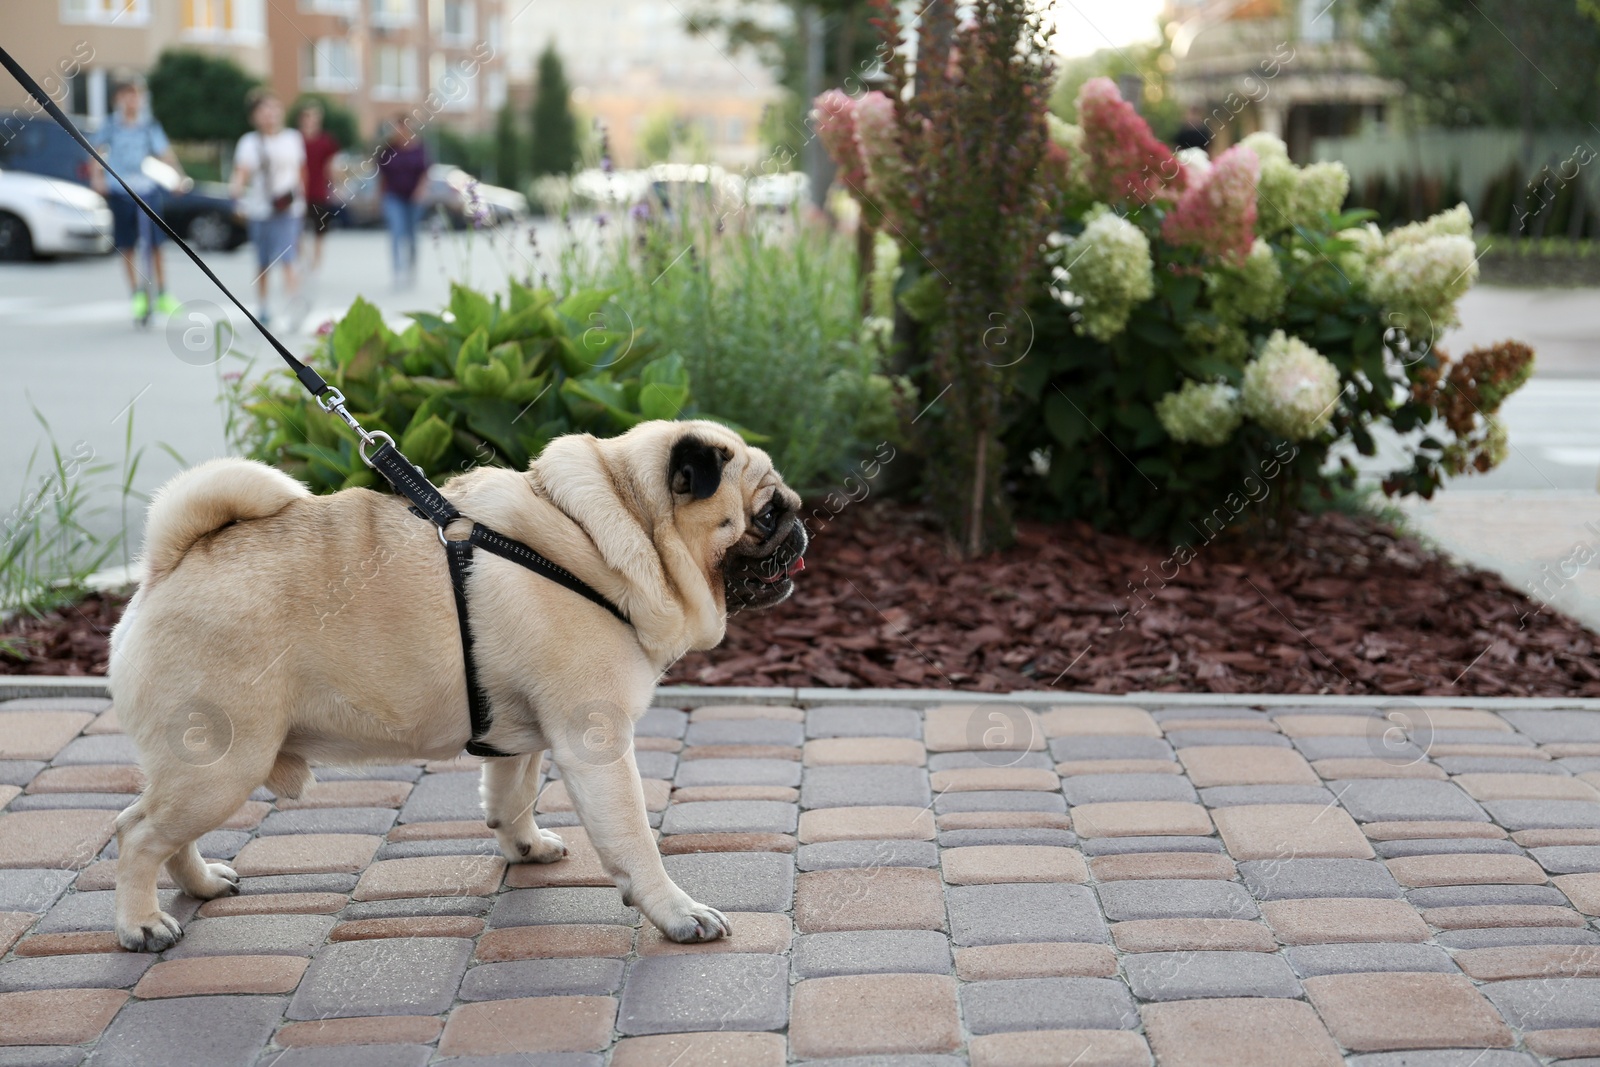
[[1, 46, 631, 759]]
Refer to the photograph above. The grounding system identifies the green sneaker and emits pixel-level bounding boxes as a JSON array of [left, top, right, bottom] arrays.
[[131, 291, 149, 321], [155, 293, 180, 316]]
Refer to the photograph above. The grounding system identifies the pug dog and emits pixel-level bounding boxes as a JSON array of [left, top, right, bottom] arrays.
[[107, 420, 806, 952]]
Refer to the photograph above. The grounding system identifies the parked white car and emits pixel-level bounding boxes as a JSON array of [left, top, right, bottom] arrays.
[[0, 168, 113, 260]]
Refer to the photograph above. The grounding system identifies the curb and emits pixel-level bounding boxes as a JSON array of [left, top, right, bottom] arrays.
[[5, 675, 1600, 711]]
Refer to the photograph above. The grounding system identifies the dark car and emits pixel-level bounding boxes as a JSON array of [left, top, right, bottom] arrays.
[[0, 117, 247, 251]]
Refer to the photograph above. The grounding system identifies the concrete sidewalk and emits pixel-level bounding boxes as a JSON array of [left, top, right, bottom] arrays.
[[2, 685, 1600, 1065]]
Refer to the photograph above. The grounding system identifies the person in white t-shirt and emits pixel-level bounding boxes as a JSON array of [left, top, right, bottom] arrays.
[[229, 89, 306, 327]]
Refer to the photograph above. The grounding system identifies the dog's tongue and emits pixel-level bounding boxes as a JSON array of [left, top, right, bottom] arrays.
[[760, 557, 805, 584]]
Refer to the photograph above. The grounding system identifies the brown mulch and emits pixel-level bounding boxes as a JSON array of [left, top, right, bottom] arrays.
[[6, 506, 1597, 696], [670, 502, 1600, 697], [1, 591, 128, 676]]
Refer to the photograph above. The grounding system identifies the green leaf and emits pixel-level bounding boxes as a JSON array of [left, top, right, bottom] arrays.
[[464, 399, 531, 468], [450, 284, 494, 336], [330, 297, 384, 369], [639, 382, 690, 421], [453, 327, 490, 382], [641, 353, 689, 390], [463, 361, 511, 396]]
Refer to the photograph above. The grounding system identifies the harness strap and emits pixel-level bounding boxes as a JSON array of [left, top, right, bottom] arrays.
[[472, 525, 631, 625], [444, 538, 515, 759]]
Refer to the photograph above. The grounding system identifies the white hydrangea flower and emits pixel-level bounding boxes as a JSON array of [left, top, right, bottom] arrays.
[[1294, 162, 1350, 222], [1210, 238, 1285, 323], [1176, 146, 1213, 181], [1240, 131, 1289, 166], [1242, 330, 1344, 441], [1156, 380, 1243, 446], [1047, 116, 1094, 202], [1056, 205, 1155, 341], [1386, 202, 1474, 248], [1368, 232, 1479, 331]]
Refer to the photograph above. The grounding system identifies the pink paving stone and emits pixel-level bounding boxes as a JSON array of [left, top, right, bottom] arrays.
[[198, 893, 349, 918], [1273, 714, 1373, 737], [1515, 828, 1600, 847], [274, 780, 413, 810], [797, 806, 935, 843], [1428, 743, 1548, 758], [1422, 904, 1587, 929], [0, 989, 128, 1046], [970, 1030, 1153, 1067], [352, 855, 506, 900], [793, 867, 947, 933], [276, 1016, 444, 1047], [1524, 1029, 1600, 1058], [1548, 743, 1600, 757], [25, 764, 145, 794], [789, 974, 960, 1058], [13, 932, 122, 956], [1385, 853, 1548, 888], [1212, 804, 1372, 860], [658, 833, 796, 855], [438, 996, 617, 1055], [475, 924, 634, 962], [1039, 705, 1161, 738], [505, 827, 609, 888], [132, 954, 308, 997], [1454, 773, 1600, 802], [0, 913, 33, 956], [232, 833, 382, 877], [75, 860, 176, 892], [84, 706, 121, 734], [221, 800, 273, 830], [1361, 820, 1506, 841], [0, 711, 95, 759], [953, 942, 1119, 980], [689, 705, 806, 721], [1415, 708, 1512, 730], [1111, 918, 1277, 953], [610, 1032, 787, 1067], [1454, 945, 1600, 981], [923, 705, 1044, 753], [1159, 717, 1280, 732], [1177, 746, 1318, 787], [1090, 852, 1237, 882], [1261, 898, 1430, 945], [681, 745, 802, 761], [387, 820, 494, 841], [1302, 971, 1513, 1051], [803, 737, 926, 766], [1142, 998, 1343, 1067], [635, 736, 682, 752], [1554, 872, 1600, 915], [1310, 758, 1448, 780], [539, 777, 671, 812], [928, 767, 1061, 793], [671, 786, 799, 803], [635, 911, 792, 956], [936, 812, 1073, 832], [1056, 760, 1183, 776], [0, 809, 117, 869], [941, 845, 1088, 885], [1068, 802, 1212, 838], [329, 916, 486, 941], [0, 786, 15, 809]]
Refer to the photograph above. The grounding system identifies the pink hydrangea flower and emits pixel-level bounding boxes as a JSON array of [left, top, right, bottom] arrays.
[[1076, 77, 1186, 205], [812, 90, 866, 193], [1161, 144, 1261, 266], [851, 91, 912, 229]]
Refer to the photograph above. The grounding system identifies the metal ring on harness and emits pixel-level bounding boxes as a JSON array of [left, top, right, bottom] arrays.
[[358, 429, 395, 468]]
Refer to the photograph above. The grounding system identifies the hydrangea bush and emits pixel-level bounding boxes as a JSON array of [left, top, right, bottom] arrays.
[[818, 75, 1532, 544]]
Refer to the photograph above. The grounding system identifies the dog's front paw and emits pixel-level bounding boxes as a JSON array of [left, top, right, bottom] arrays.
[[659, 900, 732, 944], [498, 826, 568, 864], [116, 911, 183, 953], [186, 862, 240, 900]]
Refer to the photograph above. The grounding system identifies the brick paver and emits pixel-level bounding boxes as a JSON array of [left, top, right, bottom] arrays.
[[4, 691, 1600, 1063]]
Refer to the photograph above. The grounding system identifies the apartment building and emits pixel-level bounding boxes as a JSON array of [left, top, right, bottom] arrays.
[[0, 0, 270, 128], [267, 0, 507, 142], [506, 0, 782, 168]]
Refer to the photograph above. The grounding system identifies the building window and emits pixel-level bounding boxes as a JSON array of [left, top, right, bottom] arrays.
[[304, 38, 358, 91], [438, 0, 475, 42], [300, 0, 358, 13], [60, 0, 150, 25], [430, 53, 478, 111], [486, 71, 506, 110], [374, 45, 419, 99], [485, 13, 502, 52], [1298, 0, 1336, 41], [371, 0, 416, 28], [181, 0, 264, 40]]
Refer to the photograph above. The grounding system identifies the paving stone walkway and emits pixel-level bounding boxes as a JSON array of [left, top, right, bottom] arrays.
[[2, 692, 1600, 1066]]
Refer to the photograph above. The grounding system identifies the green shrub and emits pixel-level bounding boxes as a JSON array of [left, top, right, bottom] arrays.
[[230, 281, 727, 492], [561, 215, 903, 490]]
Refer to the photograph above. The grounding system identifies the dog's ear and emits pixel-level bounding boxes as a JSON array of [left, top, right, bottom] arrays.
[[669, 435, 728, 500]]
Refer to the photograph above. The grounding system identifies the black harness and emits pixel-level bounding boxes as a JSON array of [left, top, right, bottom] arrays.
[[1, 47, 632, 760]]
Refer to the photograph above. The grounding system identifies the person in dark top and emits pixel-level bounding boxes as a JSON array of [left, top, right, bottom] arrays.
[[296, 102, 341, 275], [1173, 105, 1213, 153], [376, 116, 429, 289]]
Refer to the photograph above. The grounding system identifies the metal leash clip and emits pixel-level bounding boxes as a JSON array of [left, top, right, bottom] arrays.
[[317, 387, 396, 469]]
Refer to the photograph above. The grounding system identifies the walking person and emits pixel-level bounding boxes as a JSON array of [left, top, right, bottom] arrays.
[[91, 78, 189, 322], [296, 102, 341, 276], [230, 88, 305, 327], [376, 117, 430, 289]]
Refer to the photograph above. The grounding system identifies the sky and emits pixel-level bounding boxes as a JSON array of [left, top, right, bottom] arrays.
[[1048, 0, 1167, 58]]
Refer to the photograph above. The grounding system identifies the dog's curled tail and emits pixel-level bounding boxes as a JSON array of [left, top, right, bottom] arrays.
[[141, 458, 308, 586]]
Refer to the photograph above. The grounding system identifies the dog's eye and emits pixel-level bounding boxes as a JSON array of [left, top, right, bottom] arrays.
[[751, 502, 777, 535]]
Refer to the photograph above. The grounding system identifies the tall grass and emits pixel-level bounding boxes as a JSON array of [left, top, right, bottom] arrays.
[[559, 212, 901, 490]]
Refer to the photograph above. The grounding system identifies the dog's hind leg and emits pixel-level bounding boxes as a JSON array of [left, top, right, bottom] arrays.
[[482, 751, 568, 864]]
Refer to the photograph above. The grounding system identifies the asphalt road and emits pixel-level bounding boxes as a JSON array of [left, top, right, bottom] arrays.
[[2, 227, 1598, 560]]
